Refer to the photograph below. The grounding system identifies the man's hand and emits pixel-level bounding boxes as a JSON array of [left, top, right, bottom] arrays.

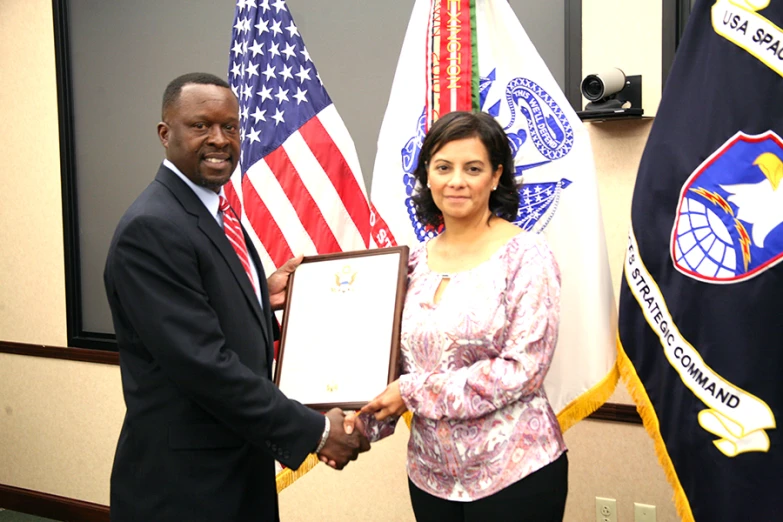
[[359, 380, 407, 421], [317, 408, 371, 470], [266, 254, 303, 310]]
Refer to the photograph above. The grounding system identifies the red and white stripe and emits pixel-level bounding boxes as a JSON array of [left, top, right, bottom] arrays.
[[239, 104, 370, 273]]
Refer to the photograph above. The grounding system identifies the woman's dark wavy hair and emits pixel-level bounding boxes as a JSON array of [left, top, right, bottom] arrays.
[[411, 111, 519, 228]]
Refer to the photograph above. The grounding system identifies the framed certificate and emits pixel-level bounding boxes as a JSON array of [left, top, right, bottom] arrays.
[[274, 246, 409, 411]]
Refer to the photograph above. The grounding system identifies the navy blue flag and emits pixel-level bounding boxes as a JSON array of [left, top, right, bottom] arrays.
[[618, 1, 783, 520]]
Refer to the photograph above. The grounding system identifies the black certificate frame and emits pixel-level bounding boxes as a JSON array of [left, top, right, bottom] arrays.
[[274, 246, 410, 411]]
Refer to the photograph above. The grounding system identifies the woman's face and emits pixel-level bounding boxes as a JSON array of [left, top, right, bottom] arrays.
[[427, 136, 502, 224]]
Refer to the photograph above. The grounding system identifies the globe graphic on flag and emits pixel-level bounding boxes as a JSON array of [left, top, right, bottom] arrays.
[[673, 196, 737, 279]]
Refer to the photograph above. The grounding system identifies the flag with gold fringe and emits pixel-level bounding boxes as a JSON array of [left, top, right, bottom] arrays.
[[227, 0, 371, 491], [369, 0, 618, 432], [617, 0, 782, 520]]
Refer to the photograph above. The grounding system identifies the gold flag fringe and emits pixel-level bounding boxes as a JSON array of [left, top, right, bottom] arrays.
[[276, 453, 321, 493], [556, 363, 619, 433], [616, 334, 695, 522]]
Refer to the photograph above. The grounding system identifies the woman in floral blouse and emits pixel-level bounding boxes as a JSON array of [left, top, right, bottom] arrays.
[[355, 111, 567, 521]]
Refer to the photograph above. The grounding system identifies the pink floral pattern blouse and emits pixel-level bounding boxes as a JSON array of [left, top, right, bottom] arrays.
[[394, 231, 566, 501]]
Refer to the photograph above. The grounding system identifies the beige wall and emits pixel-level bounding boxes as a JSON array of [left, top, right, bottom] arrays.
[[0, 0, 127, 504], [0, 0, 679, 520], [592, 118, 654, 407], [582, 0, 662, 115], [0, 353, 124, 504], [0, 0, 67, 346]]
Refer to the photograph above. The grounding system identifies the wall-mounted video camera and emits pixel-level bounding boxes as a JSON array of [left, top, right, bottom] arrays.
[[578, 68, 643, 119]]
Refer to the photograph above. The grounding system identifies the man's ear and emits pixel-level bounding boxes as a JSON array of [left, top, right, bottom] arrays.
[[157, 122, 170, 148]]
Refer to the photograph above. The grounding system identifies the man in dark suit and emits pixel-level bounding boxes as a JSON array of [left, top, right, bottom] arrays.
[[104, 72, 369, 522]]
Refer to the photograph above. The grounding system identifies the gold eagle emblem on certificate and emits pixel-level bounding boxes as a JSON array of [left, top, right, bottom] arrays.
[[332, 265, 358, 293]]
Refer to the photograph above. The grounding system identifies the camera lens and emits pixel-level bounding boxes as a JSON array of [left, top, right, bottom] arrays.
[[583, 77, 604, 100]]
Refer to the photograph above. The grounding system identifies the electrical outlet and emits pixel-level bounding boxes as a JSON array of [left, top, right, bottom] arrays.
[[634, 502, 657, 522], [595, 497, 617, 522]]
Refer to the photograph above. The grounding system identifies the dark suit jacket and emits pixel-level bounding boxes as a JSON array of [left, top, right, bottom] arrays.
[[104, 165, 323, 522]]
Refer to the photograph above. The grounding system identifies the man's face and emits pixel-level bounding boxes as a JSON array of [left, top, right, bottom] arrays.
[[158, 83, 240, 192]]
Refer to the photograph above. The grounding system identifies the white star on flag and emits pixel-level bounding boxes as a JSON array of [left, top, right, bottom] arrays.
[[257, 85, 273, 102], [282, 42, 296, 60], [251, 106, 266, 123], [249, 40, 264, 57], [294, 66, 310, 83], [246, 127, 261, 144], [293, 87, 307, 105], [279, 64, 293, 82], [274, 86, 289, 104]]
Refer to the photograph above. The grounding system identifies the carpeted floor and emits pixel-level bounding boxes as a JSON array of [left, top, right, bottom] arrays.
[[0, 510, 56, 522]]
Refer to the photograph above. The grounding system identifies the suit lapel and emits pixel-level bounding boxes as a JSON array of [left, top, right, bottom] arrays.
[[155, 166, 269, 343]]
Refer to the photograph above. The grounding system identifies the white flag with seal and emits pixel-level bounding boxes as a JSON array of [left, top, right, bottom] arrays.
[[370, 0, 618, 431]]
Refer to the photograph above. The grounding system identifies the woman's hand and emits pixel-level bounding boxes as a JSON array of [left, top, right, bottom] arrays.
[[342, 411, 367, 438], [359, 380, 407, 421]]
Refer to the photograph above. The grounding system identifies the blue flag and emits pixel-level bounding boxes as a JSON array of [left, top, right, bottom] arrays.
[[618, 1, 783, 520]]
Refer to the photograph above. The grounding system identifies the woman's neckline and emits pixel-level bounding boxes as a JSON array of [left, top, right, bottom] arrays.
[[423, 230, 527, 277]]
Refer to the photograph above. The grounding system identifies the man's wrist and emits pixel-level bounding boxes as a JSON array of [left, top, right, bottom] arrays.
[[314, 415, 330, 453]]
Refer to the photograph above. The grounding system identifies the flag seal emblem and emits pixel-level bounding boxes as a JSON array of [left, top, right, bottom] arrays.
[[400, 108, 441, 242], [513, 179, 573, 232], [502, 77, 574, 167], [671, 131, 783, 283], [398, 83, 576, 241]]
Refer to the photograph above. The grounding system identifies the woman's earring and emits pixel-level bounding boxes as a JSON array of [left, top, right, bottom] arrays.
[[427, 182, 431, 189], [492, 186, 497, 191]]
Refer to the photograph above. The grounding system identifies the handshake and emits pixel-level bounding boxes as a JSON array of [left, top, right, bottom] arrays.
[[315, 408, 370, 470], [315, 380, 407, 470]]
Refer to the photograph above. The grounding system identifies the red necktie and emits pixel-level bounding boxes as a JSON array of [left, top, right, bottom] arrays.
[[219, 196, 257, 293]]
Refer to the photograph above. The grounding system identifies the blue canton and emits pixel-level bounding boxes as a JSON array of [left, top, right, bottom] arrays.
[[228, 0, 331, 169]]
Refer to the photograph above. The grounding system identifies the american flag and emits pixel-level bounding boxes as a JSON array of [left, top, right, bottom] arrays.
[[227, 0, 370, 273]]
